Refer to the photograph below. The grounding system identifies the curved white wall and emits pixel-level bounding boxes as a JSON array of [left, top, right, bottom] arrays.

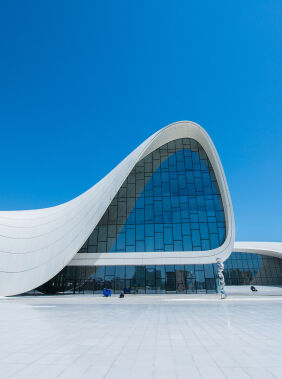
[[0, 121, 235, 296]]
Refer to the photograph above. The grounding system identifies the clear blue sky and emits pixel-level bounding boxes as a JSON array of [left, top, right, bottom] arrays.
[[0, 1, 281, 242]]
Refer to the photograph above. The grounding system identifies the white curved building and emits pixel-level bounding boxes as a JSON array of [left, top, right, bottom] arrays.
[[0, 121, 281, 296]]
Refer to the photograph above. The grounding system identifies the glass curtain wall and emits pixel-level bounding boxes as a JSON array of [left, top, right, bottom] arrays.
[[224, 252, 282, 286], [78, 138, 226, 254], [34, 252, 282, 295]]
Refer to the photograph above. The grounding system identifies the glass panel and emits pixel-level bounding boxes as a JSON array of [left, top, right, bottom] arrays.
[[145, 266, 156, 293], [165, 265, 176, 292], [175, 265, 186, 293]]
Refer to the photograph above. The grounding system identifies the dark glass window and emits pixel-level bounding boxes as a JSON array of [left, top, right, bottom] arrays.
[[80, 138, 226, 254]]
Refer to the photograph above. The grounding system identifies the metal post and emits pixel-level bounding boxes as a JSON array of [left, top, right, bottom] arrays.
[[216, 258, 226, 299]]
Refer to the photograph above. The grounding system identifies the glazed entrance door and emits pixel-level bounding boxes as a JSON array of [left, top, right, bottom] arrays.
[[186, 270, 196, 293], [165, 266, 176, 292]]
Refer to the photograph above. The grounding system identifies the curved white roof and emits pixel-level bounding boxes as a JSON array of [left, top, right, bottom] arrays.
[[1, 121, 236, 295]]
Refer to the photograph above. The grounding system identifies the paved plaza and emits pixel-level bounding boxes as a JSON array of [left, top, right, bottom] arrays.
[[1, 288, 282, 379]]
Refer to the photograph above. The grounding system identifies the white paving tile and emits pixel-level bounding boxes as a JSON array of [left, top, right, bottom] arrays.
[[221, 367, 251, 378], [243, 366, 276, 379], [198, 366, 226, 379], [1, 294, 282, 379], [267, 366, 282, 379], [0, 363, 25, 379]]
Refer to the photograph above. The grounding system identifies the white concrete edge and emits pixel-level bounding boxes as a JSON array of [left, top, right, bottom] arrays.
[[69, 241, 282, 266]]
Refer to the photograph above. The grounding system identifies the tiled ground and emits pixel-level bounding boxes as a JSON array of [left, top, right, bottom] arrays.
[[1, 290, 282, 379]]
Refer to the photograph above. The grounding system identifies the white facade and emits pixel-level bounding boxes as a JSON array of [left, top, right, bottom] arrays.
[[0, 121, 280, 296]]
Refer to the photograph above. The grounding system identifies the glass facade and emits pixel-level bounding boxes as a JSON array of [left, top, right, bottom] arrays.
[[34, 252, 282, 295], [224, 252, 282, 286], [79, 138, 226, 254]]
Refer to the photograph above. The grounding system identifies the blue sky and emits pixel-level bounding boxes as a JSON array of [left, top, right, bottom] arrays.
[[0, 1, 281, 242]]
